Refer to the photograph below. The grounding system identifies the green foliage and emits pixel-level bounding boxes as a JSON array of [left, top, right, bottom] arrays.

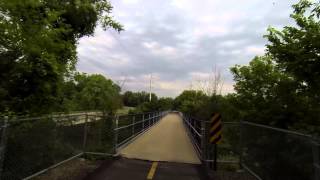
[[225, 2, 320, 179], [157, 97, 174, 110], [231, 56, 320, 132], [60, 73, 122, 114], [174, 90, 208, 116], [122, 91, 155, 107], [125, 91, 173, 113], [231, 56, 294, 126], [135, 97, 173, 112], [173, 90, 239, 122], [0, 0, 122, 115], [265, 0, 320, 96], [230, 0, 320, 135]]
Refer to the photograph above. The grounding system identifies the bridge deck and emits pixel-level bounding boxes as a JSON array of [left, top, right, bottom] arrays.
[[119, 113, 201, 164]]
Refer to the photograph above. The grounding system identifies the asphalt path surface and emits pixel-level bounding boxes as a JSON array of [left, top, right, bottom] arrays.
[[83, 113, 207, 180], [83, 157, 208, 180], [119, 113, 201, 164]]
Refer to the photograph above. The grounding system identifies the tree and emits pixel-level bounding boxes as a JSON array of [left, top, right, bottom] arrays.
[[191, 65, 224, 96], [122, 91, 135, 107], [231, 56, 302, 128], [0, 0, 122, 115], [265, 0, 320, 98], [230, 0, 320, 133], [264, 0, 320, 132], [122, 91, 156, 107], [174, 90, 208, 116], [71, 73, 122, 113], [157, 97, 174, 110]]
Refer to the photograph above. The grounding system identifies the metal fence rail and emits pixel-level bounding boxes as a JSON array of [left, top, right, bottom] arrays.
[[1, 111, 317, 180], [181, 113, 319, 180], [182, 114, 202, 155], [0, 111, 167, 180], [182, 114, 240, 165], [114, 111, 167, 152]]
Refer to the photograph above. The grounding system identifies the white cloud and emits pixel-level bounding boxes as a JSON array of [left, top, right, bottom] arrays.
[[219, 40, 247, 48], [193, 26, 229, 38], [170, 0, 195, 10], [142, 41, 179, 58], [121, 0, 141, 5], [245, 46, 265, 55], [77, 0, 296, 97], [190, 72, 210, 79]]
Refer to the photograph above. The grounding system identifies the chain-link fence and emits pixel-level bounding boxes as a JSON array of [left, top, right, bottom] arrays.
[[241, 121, 319, 180], [0, 111, 167, 180], [2, 111, 316, 180], [0, 114, 89, 180], [182, 114, 320, 180]]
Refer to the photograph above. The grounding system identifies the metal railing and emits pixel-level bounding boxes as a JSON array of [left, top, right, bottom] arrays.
[[181, 114, 203, 157], [114, 111, 168, 152], [2, 111, 316, 180], [181, 113, 320, 180], [0, 111, 167, 180], [182, 114, 240, 164]]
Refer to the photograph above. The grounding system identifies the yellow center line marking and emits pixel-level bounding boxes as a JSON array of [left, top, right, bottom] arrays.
[[147, 162, 158, 179]]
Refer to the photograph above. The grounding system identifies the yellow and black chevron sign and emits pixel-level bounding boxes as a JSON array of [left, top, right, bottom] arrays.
[[209, 113, 222, 144]]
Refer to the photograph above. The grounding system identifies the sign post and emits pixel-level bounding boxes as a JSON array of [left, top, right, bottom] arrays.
[[209, 113, 222, 171]]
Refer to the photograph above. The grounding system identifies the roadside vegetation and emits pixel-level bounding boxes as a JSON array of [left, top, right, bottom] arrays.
[[122, 91, 174, 113], [0, 0, 123, 116]]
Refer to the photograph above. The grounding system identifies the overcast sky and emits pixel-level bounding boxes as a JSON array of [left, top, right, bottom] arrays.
[[76, 0, 298, 97]]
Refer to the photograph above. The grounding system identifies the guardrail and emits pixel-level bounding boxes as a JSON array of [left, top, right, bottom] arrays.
[[181, 113, 319, 180]]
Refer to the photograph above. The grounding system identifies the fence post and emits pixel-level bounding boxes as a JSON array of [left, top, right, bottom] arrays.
[[52, 114, 58, 164], [201, 120, 208, 167], [142, 114, 145, 130], [113, 115, 119, 154], [148, 113, 151, 127], [0, 116, 9, 180], [192, 118, 196, 137], [132, 116, 135, 137], [239, 120, 244, 169], [82, 113, 88, 152], [153, 112, 155, 124], [312, 140, 320, 180]]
